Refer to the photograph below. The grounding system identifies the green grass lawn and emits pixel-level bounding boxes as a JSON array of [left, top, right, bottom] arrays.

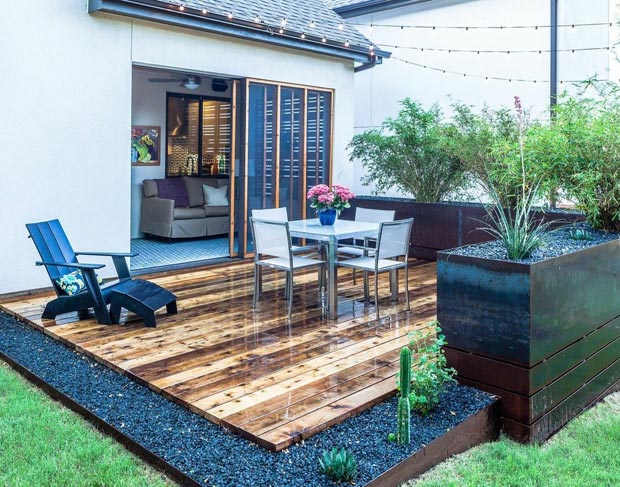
[[409, 392, 620, 487], [0, 362, 173, 487]]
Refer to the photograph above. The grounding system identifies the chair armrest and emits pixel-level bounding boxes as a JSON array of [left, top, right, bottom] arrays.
[[76, 251, 139, 258], [36, 261, 105, 270]]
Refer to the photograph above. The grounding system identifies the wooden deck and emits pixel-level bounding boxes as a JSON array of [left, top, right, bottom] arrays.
[[0, 259, 437, 451]]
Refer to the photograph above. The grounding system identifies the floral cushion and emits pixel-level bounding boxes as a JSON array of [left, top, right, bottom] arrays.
[[55, 270, 103, 296]]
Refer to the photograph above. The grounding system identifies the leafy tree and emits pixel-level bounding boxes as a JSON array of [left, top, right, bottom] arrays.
[[348, 99, 468, 202]]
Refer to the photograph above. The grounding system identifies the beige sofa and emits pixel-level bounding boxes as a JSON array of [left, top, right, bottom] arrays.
[[139, 176, 229, 239]]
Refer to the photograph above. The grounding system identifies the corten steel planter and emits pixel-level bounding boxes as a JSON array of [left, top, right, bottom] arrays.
[[342, 197, 579, 260], [437, 239, 620, 443]]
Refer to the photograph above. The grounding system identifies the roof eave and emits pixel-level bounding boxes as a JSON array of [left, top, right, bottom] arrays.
[[334, 0, 434, 18], [89, 0, 381, 63]]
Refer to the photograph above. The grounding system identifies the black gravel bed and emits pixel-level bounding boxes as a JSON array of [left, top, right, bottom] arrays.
[[446, 225, 619, 263], [0, 312, 493, 487]]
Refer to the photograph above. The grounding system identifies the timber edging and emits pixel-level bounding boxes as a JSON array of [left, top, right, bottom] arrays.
[[364, 399, 501, 487]]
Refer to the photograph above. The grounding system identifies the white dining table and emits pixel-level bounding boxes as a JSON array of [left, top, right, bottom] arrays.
[[288, 218, 380, 319]]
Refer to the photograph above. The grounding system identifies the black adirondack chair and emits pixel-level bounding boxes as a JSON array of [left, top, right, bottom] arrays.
[[26, 219, 139, 324]]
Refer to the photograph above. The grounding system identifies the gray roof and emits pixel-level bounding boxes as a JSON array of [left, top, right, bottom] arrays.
[[90, 0, 390, 61], [327, 0, 434, 17], [171, 0, 371, 46]]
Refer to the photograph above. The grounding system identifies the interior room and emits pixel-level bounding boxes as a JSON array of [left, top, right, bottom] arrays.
[[130, 66, 236, 271]]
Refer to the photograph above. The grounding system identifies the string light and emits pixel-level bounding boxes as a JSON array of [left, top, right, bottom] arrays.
[[178, 4, 184, 11], [279, 27, 284, 34], [227, 11, 233, 19], [351, 20, 616, 30], [309, 20, 316, 29], [338, 22, 344, 31], [391, 56, 620, 84], [344, 40, 350, 47], [201, 8, 207, 15], [281, 17, 287, 27], [254, 14, 260, 23], [378, 44, 612, 54], [321, 36, 327, 43], [301, 32, 306, 39]]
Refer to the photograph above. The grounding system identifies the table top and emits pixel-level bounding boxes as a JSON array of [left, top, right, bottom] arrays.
[[289, 219, 380, 241]]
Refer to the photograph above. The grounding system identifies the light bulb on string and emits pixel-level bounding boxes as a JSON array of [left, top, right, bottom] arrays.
[[179, 5, 184, 11], [322, 36, 327, 43], [201, 8, 207, 14], [301, 32, 306, 39], [254, 14, 260, 23], [227, 11, 233, 19], [281, 17, 287, 27], [309, 20, 316, 29], [338, 22, 344, 31], [344, 40, 350, 47]]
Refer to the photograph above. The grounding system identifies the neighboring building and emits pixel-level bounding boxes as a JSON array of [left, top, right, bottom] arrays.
[[1, 0, 388, 294], [329, 0, 620, 196]]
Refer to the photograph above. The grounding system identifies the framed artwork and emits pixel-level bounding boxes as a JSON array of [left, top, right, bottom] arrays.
[[131, 126, 160, 166]]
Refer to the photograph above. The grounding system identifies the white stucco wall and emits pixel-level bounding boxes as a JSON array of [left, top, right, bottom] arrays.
[[348, 0, 616, 197], [0, 1, 355, 294]]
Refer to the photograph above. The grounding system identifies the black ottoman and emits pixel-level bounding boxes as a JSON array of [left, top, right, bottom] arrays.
[[109, 279, 177, 328]]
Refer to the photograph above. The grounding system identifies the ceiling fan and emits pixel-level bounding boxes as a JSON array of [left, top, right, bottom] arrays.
[[148, 74, 201, 89]]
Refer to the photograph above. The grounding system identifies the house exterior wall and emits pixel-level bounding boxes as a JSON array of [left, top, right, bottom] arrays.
[[347, 0, 617, 197], [0, 1, 355, 294]]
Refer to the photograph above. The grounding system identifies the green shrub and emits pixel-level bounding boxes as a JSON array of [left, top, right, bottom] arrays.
[[407, 322, 456, 416], [348, 98, 468, 202], [318, 448, 358, 483], [539, 85, 620, 232]]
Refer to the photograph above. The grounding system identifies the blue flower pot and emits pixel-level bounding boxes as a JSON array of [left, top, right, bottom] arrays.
[[318, 208, 337, 225]]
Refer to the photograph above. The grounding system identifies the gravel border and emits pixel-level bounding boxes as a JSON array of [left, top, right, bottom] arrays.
[[0, 312, 493, 487]]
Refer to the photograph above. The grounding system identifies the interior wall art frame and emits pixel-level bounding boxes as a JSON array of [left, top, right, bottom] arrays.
[[131, 125, 161, 166]]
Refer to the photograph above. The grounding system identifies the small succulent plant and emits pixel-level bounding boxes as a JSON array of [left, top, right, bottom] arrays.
[[318, 447, 358, 483], [568, 227, 594, 241]]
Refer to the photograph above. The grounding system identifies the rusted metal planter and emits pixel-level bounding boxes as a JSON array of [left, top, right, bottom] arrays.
[[342, 197, 579, 260], [437, 239, 620, 443]]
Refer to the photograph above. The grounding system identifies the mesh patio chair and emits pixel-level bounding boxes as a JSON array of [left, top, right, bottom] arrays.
[[251, 207, 320, 254], [338, 207, 396, 284], [250, 217, 325, 318], [338, 218, 414, 321]]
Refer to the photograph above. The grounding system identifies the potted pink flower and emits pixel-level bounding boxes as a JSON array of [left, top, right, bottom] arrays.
[[307, 184, 355, 225]]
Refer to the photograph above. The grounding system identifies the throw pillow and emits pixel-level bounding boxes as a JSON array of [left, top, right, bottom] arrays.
[[154, 178, 190, 208], [203, 185, 229, 206], [55, 270, 103, 296]]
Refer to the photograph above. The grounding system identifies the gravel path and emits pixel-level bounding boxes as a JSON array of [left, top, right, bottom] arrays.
[[0, 312, 493, 487]]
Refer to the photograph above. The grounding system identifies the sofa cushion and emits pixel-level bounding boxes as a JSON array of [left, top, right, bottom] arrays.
[[203, 205, 229, 217], [155, 178, 189, 208], [184, 176, 219, 207], [143, 179, 158, 198], [203, 185, 229, 206], [173, 207, 207, 220]]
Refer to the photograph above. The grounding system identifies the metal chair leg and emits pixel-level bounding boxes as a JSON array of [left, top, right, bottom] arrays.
[[363, 271, 369, 302], [374, 271, 380, 321], [287, 271, 294, 318], [252, 264, 259, 308], [405, 262, 410, 311]]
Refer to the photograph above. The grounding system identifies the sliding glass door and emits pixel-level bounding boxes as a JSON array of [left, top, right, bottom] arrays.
[[238, 80, 333, 255]]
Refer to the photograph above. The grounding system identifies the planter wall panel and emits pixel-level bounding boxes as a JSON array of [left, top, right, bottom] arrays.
[[437, 258, 531, 367], [437, 239, 620, 443]]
